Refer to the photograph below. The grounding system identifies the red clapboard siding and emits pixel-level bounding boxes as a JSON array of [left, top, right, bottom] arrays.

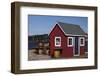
[[49, 24, 73, 57]]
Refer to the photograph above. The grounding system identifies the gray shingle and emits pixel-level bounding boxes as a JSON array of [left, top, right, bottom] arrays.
[[58, 22, 86, 35]]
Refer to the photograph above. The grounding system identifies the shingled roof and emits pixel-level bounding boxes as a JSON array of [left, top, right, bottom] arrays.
[[58, 22, 86, 35]]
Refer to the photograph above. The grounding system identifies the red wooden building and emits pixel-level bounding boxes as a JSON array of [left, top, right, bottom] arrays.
[[49, 22, 87, 58]]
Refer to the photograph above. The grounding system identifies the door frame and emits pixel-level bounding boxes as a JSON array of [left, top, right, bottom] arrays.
[[73, 37, 80, 56]]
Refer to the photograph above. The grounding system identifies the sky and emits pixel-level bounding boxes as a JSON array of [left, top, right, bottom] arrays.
[[28, 15, 88, 36]]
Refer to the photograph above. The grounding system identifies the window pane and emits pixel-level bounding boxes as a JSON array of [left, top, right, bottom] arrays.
[[55, 37, 61, 46], [81, 39, 83, 44], [56, 42, 60, 45], [56, 38, 60, 42], [69, 38, 72, 45]]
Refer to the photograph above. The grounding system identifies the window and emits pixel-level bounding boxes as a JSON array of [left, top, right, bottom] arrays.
[[68, 37, 73, 47], [55, 37, 61, 47], [80, 37, 85, 46]]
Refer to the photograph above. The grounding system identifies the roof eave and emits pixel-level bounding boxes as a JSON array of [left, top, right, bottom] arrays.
[[65, 34, 87, 37]]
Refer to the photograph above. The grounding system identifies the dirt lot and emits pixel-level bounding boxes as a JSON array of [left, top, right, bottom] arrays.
[[28, 50, 51, 60], [28, 49, 88, 61]]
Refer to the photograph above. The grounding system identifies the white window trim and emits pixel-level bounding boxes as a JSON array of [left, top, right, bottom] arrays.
[[68, 37, 73, 47], [80, 37, 85, 46], [55, 37, 61, 47]]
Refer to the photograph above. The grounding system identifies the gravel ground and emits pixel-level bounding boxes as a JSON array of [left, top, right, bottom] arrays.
[[28, 50, 88, 61], [28, 50, 51, 60]]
